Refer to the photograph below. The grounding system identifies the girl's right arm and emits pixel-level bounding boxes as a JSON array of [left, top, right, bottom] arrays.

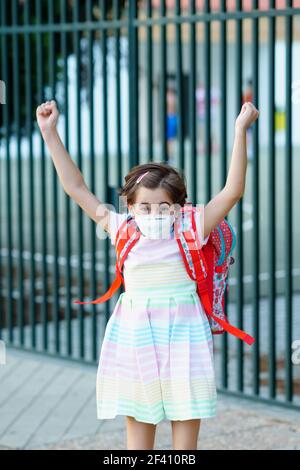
[[36, 100, 109, 231]]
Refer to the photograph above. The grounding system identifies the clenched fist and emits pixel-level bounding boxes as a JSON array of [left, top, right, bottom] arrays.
[[235, 101, 259, 132], [36, 100, 59, 135]]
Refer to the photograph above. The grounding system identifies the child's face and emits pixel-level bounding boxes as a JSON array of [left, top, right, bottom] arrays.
[[128, 187, 178, 217]]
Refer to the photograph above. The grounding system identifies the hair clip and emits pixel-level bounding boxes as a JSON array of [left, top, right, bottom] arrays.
[[136, 171, 149, 184]]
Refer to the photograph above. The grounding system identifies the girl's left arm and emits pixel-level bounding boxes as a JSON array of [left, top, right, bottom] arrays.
[[203, 101, 259, 239]]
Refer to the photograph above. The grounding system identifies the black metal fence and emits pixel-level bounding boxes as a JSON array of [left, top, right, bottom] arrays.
[[0, 0, 300, 411]]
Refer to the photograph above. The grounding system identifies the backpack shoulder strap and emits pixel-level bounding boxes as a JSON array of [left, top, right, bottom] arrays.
[[115, 215, 141, 271], [174, 205, 208, 286]]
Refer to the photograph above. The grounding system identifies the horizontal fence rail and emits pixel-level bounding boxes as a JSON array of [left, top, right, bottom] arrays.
[[0, 0, 299, 411]]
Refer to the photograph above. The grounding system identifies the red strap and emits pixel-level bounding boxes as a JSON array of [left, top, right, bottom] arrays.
[[174, 208, 207, 283], [117, 222, 141, 269], [115, 217, 134, 257], [73, 268, 123, 305], [185, 230, 207, 282], [198, 285, 255, 346]]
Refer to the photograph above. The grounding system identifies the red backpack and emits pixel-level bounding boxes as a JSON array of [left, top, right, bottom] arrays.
[[74, 205, 255, 346]]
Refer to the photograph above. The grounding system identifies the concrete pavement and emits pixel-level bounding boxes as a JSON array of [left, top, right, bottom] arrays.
[[0, 347, 300, 450]]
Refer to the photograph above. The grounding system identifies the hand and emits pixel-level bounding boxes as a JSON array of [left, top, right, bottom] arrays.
[[36, 100, 59, 136], [235, 101, 259, 132]]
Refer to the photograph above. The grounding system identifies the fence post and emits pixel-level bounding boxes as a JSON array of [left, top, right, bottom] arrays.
[[128, 0, 139, 168]]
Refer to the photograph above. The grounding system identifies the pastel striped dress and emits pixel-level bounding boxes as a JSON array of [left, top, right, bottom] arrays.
[[96, 209, 217, 424]]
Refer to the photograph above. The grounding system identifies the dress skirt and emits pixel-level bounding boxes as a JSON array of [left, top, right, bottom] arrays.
[[96, 259, 217, 425]]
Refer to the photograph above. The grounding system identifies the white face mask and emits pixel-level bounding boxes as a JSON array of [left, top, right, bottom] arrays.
[[133, 213, 176, 239]]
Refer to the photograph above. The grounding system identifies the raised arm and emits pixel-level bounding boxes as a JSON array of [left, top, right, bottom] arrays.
[[203, 101, 259, 239], [36, 100, 109, 231]]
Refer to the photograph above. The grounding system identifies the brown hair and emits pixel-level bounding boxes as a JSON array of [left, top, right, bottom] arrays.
[[118, 162, 188, 207]]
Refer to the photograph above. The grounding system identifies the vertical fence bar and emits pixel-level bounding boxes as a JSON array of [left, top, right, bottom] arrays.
[[12, 0, 25, 346], [60, 0, 72, 357], [24, 0, 36, 349], [159, 0, 167, 163], [175, 0, 184, 169], [35, 0, 48, 351], [220, 0, 229, 389], [268, 0, 276, 399], [189, 0, 197, 204], [285, 0, 293, 403], [203, 0, 211, 201], [73, 0, 85, 358], [128, 0, 139, 167], [1, 0, 14, 343], [86, 0, 98, 361], [146, 0, 154, 163], [113, 0, 123, 184], [0, 1, 1, 339], [113, 0, 125, 297], [252, 0, 260, 397], [48, 0, 60, 354], [100, 0, 111, 326], [235, 0, 244, 392]]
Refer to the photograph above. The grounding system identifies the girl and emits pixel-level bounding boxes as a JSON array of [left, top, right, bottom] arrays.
[[36, 99, 259, 450]]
